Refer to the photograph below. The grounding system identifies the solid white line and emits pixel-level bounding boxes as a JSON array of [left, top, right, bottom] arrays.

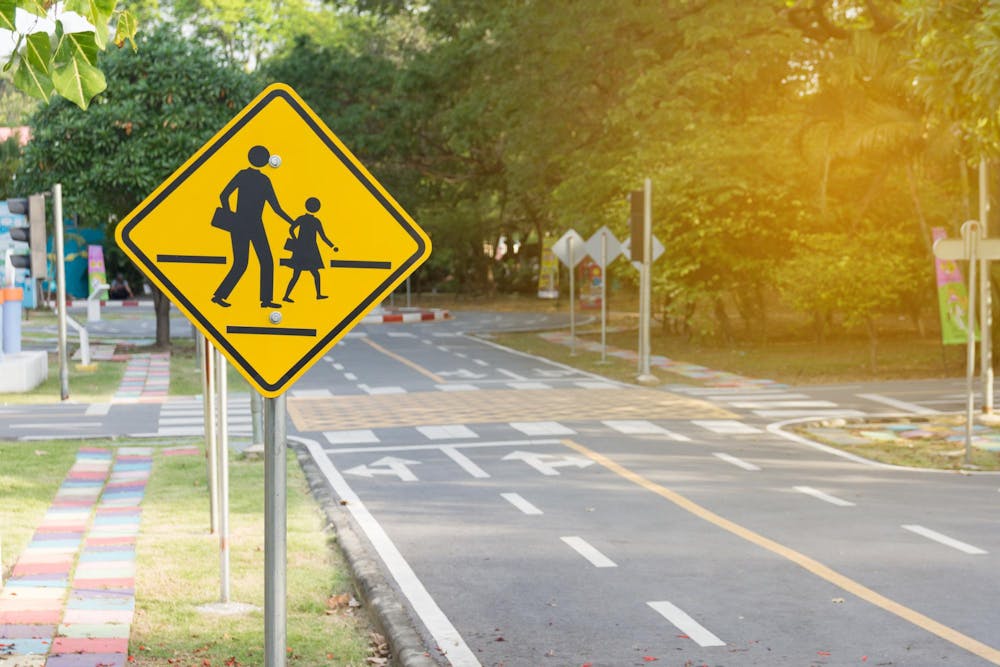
[[603, 420, 691, 441], [324, 429, 380, 445], [730, 400, 838, 409], [506, 382, 551, 390], [469, 334, 627, 386], [325, 438, 561, 454], [417, 425, 478, 440], [674, 387, 792, 396], [713, 453, 761, 471], [501, 493, 542, 515], [856, 394, 939, 415], [441, 446, 490, 478], [702, 393, 809, 401], [754, 409, 865, 418], [85, 403, 111, 417], [294, 437, 481, 666], [902, 525, 988, 555], [497, 368, 527, 380], [794, 486, 855, 507], [434, 384, 480, 392], [692, 420, 762, 435], [561, 536, 617, 568], [510, 421, 576, 436], [647, 601, 725, 647]]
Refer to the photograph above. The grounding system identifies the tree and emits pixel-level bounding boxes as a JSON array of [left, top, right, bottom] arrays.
[[17, 27, 257, 347], [1, 1, 138, 109]]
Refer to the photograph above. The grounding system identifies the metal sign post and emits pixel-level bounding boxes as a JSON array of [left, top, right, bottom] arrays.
[[569, 236, 575, 355], [215, 347, 230, 602], [637, 178, 657, 385], [202, 340, 219, 535], [53, 184, 69, 401], [979, 158, 993, 414], [264, 395, 287, 667], [584, 226, 622, 363]]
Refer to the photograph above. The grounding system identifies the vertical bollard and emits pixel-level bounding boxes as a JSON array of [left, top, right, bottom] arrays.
[[264, 395, 287, 667], [1, 287, 21, 354]]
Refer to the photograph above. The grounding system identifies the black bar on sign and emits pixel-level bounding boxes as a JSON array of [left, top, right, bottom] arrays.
[[226, 326, 317, 337], [157, 254, 227, 264], [330, 260, 391, 269]]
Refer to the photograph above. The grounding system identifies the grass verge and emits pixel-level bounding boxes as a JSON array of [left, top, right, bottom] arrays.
[[132, 445, 373, 665], [168, 339, 254, 397], [0, 354, 127, 404]]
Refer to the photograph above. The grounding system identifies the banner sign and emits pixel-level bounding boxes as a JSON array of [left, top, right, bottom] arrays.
[[538, 235, 559, 299], [88, 245, 108, 299], [933, 227, 977, 345]]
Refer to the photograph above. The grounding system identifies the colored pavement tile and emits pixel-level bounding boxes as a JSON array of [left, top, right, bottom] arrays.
[[0, 599, 62, 614], [60, 610, 133, 626], [49, 637, 127, 654], [0, 611, 60, 625], [9, 563, 70, 578], [44, 654, 125, 667], [0, 590, 64, 601], [56, 624, 129, 639], [0, 624, 54, 638], [0, 638, 51, 654]]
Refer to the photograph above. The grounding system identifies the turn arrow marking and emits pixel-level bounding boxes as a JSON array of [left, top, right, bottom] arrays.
[[344, 456, 421, 482], [502, 451, 595, 476]]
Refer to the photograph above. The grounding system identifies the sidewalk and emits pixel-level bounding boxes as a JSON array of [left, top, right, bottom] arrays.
[[0, 446, 153, 666]]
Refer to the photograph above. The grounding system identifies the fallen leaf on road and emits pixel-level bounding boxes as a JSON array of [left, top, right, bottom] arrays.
[[832, 598, 845, 604]]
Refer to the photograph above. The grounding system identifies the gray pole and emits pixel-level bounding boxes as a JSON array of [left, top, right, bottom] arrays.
[[964, 222, 979, 465], [601, 230, 608, 363], [638, 178, 656, 384], [251, 391, 264, 446], [979, 158, 993, 413], [569, 236, 576, 356], [405, 276, 411, 308], [214, 347, 230, 603], [203, 342, 219, 535], [53, 184, 68, 400], [264, 394, 287, 667]]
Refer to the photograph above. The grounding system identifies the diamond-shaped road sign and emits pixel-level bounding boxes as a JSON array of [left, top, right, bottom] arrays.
[[621, 234, 664, 269], [551, 229, 586, 268], [584, 226, 622, 268], [115, 83, 431, 397]]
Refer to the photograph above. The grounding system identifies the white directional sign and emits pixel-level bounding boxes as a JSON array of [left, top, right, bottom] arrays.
[[584, 226, 622, 268], [622, 234, 664, 268], [502, 451, 595, 476], [344, 456, 421, 482], [551, 229, 586, 268]]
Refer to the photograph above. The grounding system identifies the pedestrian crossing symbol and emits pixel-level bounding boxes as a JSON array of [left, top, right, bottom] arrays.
[[115, 83, 431, 397]]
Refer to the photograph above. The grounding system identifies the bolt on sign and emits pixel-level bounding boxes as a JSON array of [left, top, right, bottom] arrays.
[[116, 83, 431, 397]]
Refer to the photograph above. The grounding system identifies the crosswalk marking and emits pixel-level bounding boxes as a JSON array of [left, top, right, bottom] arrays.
[[359, 385, 406, 395], [857, 393, 938, 415], [507, 382, 551, 390], [692, 420, 762, 435], [417, 424, 478, 440], [290, 388, 334, 398], [753, 409, 865, 418], [573, 381, 621, 390], [728, 400, 838, 409], [699, 392, 808, 401], [647, 601, 725, 647], [561, 536, 617, 568], [510, 421, 576, 436], [602, 420, 691, 441], [713, 452, 761, 471], [434, 384, 480, 392], [324, 430, 380, 445]]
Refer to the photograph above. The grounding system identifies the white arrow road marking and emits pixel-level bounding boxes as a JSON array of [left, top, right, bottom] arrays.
[[502, 451, 594, 476], [647, 601, 725, 647], [902, 525, 988, 555], [344, 456, 421, 482]]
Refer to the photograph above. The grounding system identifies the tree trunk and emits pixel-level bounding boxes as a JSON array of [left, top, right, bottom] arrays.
[[153, 285, 171, 349], [905, 161, 933, 256], [714, 296, 733, 343], [865, 315, 878, 375]]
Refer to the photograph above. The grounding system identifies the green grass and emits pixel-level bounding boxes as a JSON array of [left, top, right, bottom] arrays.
[[168, 339, 254, 397], [0, 440, 79, 578], [0, 355, 127, 404], [132, 446, 372, 666]]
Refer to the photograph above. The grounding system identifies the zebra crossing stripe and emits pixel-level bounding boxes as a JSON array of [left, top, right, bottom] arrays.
[[602, 420, 691, 441], [509, 422, 576, 436], [324, 430, 380, 445], [692, 420, 762, 435]]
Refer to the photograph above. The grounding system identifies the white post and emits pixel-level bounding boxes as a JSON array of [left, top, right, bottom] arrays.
[[214, 347, 230, 603], [638, 178, 656, 384], [203, 342, 218, 535], [569, 236, 576, 356], [53, 184, 68, 400], [601, 230, 608, 362], [264, 395, 288, 667], [964, 221, 980, 465], [980, 158, 993, 413]]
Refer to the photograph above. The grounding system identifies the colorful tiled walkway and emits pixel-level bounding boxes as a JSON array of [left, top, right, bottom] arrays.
[[540, 331, 785, 389], [112, 353, 170, 404], [0, 447, 153, 666]]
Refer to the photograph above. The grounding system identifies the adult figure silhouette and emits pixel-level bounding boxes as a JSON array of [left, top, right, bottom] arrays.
[[212, 145, 294, 309]]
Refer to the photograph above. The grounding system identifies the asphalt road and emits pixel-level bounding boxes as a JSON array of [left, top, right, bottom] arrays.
[[3, 309, 999, 666]]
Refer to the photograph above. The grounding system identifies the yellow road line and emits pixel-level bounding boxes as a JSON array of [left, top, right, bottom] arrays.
[[362, 336, 446, 384], [561, 438, 1000, 665]]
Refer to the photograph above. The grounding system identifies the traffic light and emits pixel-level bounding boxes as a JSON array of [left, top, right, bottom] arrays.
[[6, 195, 47, 276], [629, 190, 644, 263]]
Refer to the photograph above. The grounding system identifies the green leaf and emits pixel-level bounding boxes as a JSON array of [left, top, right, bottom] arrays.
[[55, 26, 98, 66], [64, 0, 114, 49], [0, 0, 16, 31], [113, 9, 137, 51], [16, 0, 50, 18], [52, 54, 106, 109], [23, 30, 51, 74], [12, 54, 53, 102]]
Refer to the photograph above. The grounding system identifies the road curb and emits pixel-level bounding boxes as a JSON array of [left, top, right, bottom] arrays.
[[290, 441, 442, 667], [362, 308, 451, 324]]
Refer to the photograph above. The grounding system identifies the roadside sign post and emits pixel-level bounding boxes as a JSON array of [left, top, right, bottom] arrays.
[[215, 347, 230, 603], [551, 230, 586, 355], [202, 340, 219, 535], [584, 226, 622, 362], [53, 183, 69, 401], [979, 158, 993, 414], [933, 220, 1000, 464], [115, 83, 430, 667]]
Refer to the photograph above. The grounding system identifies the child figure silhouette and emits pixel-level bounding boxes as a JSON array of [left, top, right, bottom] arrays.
[[281, 197, 336, 303]]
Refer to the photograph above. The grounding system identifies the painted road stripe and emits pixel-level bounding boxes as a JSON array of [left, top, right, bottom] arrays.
[[418, 424, 478, 440], [290, 389, 334, 398], [730, 400, 838, 409], [693, 420, 762, 435], [647, 601, 725, 647], [574, 381, 621, 390], [902, 525, 987, 555], [510, 421, 576, 436], [713, 453, 761, 471], [603, 420, 692, 441], [344, 373, 358, 381], [497, 368, 527, 380], [857, 394, 939, 415], [386, 332, 416, 338], [703, 392, 808, 401], [507, 382, 551, 390], [473, 359, 490, 367], [753, 409, 866, 418], [333, 363, 344, 370], [324, 430, 380, 445], [435, 384, 480, 392], [360, 385, 406, 395], [794, 486, 855, 507], [324, 438, 561, 455], [561, 438, 1000, 665], [561, 536, 617, 568], [675, 387, 792, 396], [85, 403, 111, 417], [441, 446, 490, 478], [295, 437, 480, 666], [501, 493, 542, 515]]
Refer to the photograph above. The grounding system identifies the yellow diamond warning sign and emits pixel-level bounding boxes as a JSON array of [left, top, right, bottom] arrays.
[[115, 83, 431, 397]]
